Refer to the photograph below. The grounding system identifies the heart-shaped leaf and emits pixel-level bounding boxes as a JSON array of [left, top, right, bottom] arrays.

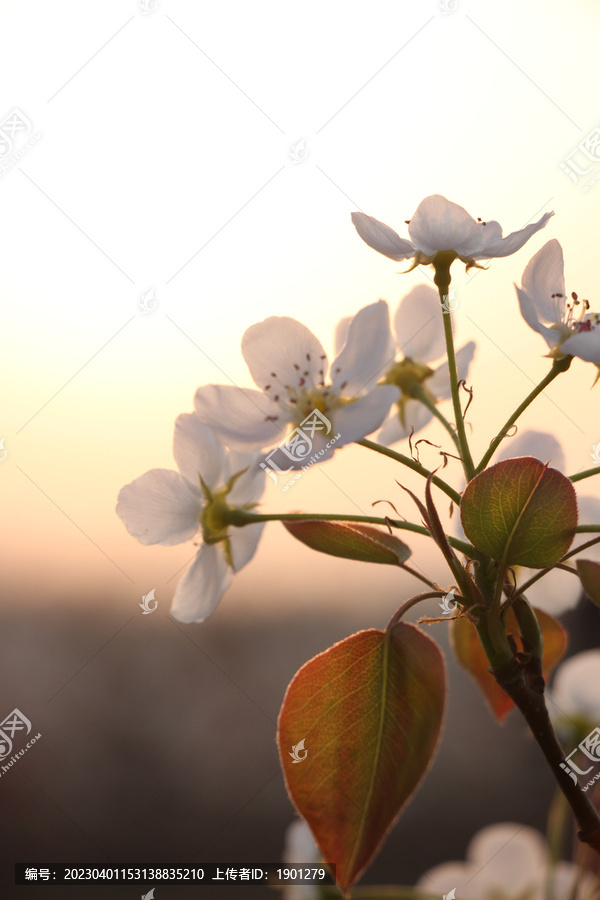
[[460, 457, 577, 568], [283, 519, 411, 566], [576, 560, 600, 608], [277, 623, 445, 892], [451, 607, 568, 722]]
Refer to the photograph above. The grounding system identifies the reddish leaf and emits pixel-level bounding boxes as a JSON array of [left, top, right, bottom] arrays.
[[460, 457, 577, 568], [577, 559, 600, 608], [283, 519, 411, 566], [451, 607, 568, 722], [277, 623, 445, 892]]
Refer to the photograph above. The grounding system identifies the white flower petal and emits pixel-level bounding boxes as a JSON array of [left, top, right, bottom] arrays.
[[478, 211, 554, 259], [548, 650, 600, 723], [170, 544, 233, 623], [561, 327, 600, 365], [416, 862, 477, 897], [516, 286, 560, 348], [330, 300, 394, 394], [520, 239, 566, 324], [117, 469, 201, 546], [524, 564, 582, 616], [334, 315, 352, 356], [283, 820, 319, 866], [428, 341, 476, 400], [377, 400, 433, 445], [228, 522, 265, 571], [467, 823, 548, 892], [394, 285, 449, 363], [333, 385, 398, 446], [408, 195, 485, 258], [242, 316, 328, 396], [194, 384, 288, 451], [224, 451, 267, 506], [497, 429, 566, 472], [173, 414, 226, 489], [478, 220, 503, 243], [351, 211, 415, 260], [282, 820, 320, 900]]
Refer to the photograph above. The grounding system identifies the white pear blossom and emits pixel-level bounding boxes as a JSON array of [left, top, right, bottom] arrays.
[[282, 819, 320, 900], [417, 822, 598, 900], [345, 284, 476, 445], [497, 430, 600, 616], [352, 194, 553, 271], [116, 414, 265, 623], [516, 239, 600, 375], [194, 301, 398, 462], [546, 650, 600, 728]]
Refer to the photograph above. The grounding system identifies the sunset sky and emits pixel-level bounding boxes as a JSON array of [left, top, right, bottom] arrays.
[[2, 0, 600, 619]]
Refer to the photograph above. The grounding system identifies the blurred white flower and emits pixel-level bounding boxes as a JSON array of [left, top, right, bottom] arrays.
[[352, 194, 553, 271], [194, 301, 398, 460], [417, 822, 598, 900], [117, 415, 265, 622], [282, 819, 320, 900], [349, 284, 476, 445], [516, 240, 600, 377], [497, 430, 600, 616], [547, 650, 600, 728]]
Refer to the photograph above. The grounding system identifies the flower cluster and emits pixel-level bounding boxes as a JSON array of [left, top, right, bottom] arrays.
[[117, 193, 599, 626], [117, 193, 600, 896]]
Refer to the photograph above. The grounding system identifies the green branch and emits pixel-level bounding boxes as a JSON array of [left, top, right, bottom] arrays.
[[475, 357, 572, 474], [357, 439, 462, 506], [570, 466, 600, 483], [228, 508, 477, 556]]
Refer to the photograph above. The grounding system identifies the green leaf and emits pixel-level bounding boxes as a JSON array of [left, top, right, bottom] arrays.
[[277, 623, 445, 892], [283, 519, 411, 566], [576, 559, 600, 607], [450, 606, 568, 722], [460, 456, 577, 568]]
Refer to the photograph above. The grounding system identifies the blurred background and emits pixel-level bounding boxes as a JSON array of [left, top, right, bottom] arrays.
[[1, 0, 600, 895]]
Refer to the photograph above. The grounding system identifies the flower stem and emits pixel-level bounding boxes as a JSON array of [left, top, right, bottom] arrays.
[[432, 265, 476, 481], [387, 591, 450, 629], [475, 357, 572, 475], [357, 438, 462, 505], [570, 466, 600, 483], [508, 535, 600, 601], [411, 385, 462, 453], [227, 508, 476, 555]]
